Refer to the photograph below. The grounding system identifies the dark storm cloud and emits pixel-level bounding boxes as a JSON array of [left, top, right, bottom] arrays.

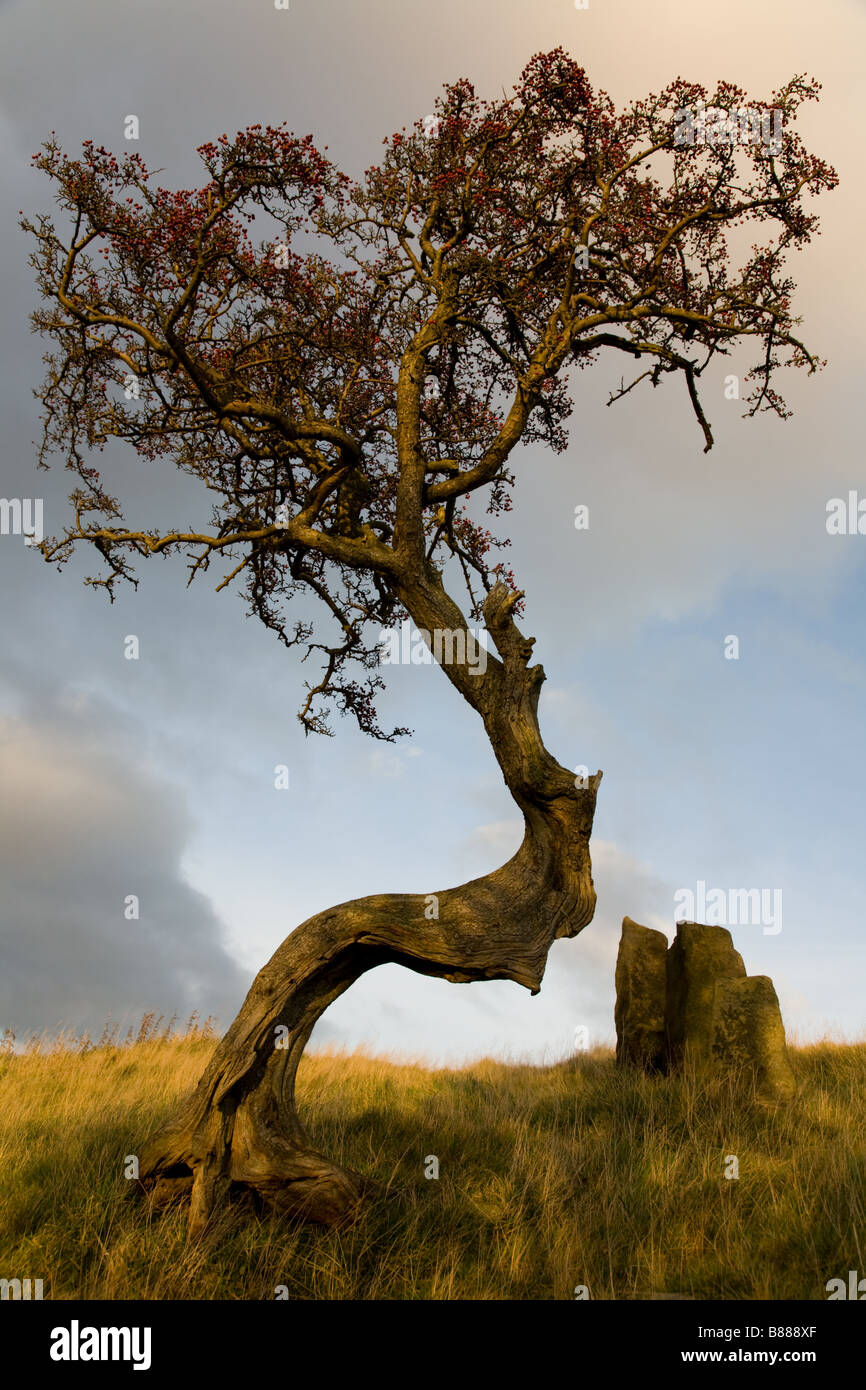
[[0, 685, 248, 1038]]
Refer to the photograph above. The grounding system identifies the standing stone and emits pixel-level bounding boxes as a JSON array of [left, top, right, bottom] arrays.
[[615, 916, 668, 1071], [666, 921, 746, 1068], [711, 975, 796, 1103], [614, 917, 794, 1102]]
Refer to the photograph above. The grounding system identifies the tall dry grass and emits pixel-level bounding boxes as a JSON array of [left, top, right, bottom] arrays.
[[1, 1019, 864, 1299]]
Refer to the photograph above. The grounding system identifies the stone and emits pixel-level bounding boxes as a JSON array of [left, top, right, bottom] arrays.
[[614, 916, 668, 1071], [614, 917, 794, 1102], [666, 921, 746, 1068], [710, 975, 796, 1104]]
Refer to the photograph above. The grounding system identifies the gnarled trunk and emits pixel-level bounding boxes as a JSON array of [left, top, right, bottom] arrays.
[[139, 578, 601, 1236]]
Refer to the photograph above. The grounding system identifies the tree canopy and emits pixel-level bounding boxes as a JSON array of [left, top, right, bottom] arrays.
[[24, 49, 836, 737]]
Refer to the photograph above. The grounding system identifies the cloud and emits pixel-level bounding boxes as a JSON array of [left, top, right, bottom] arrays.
[[0, 695, 248, 1040]]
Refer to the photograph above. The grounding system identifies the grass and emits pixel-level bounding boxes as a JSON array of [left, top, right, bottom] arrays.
[[1, 1017, 864, 1299]]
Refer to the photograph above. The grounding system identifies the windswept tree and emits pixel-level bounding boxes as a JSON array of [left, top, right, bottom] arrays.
[[24, 50, 836, 1235]]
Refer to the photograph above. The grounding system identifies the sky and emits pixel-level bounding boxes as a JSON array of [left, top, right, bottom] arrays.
[[0, 0, 864, 1062]]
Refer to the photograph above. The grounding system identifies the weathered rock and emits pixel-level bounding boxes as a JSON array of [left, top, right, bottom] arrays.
[[614, 916, 668, 1071], [666, 921, 746, 1068], [614, 917, 794, 1102], [711, 975, 796, 1103]]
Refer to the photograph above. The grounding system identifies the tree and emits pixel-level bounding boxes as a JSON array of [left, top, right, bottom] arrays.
[[24, 50, 836, 1236]]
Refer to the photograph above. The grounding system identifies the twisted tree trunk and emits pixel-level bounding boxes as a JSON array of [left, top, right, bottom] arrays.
[[139, 575, 601, 1236]]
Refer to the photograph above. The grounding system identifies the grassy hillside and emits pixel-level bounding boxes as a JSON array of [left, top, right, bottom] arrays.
[[1, 1020, 864, 1300]]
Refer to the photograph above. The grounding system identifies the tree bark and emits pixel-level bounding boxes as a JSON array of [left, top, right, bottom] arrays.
[[138, 577, 601, 1236]]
